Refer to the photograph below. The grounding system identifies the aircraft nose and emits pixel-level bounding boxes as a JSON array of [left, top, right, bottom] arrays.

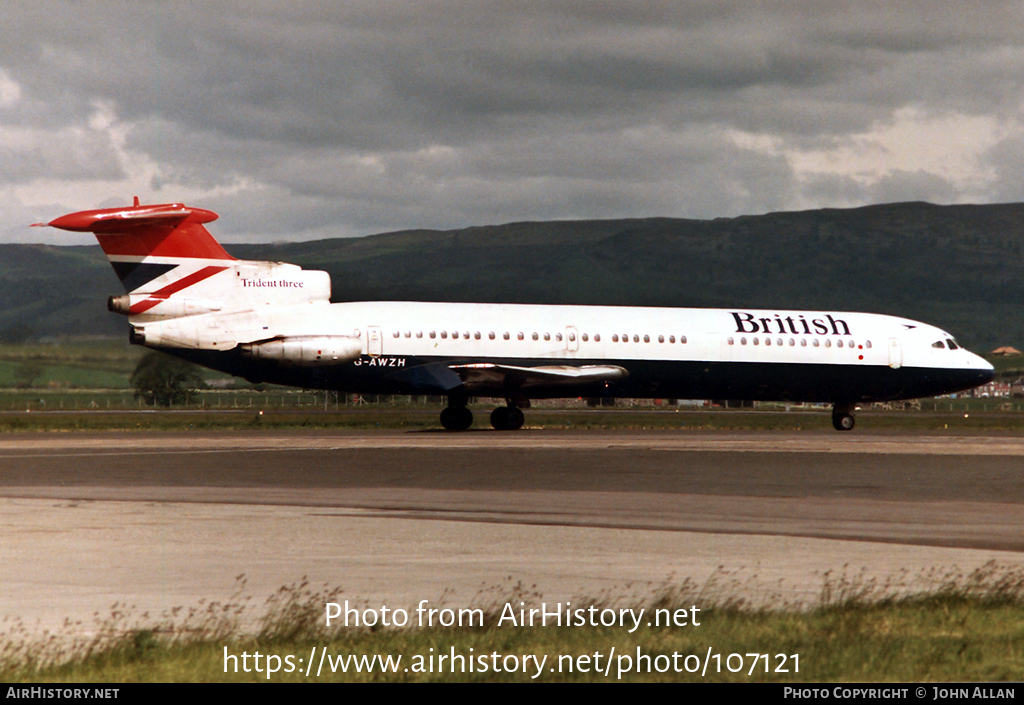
[[972, 352, 995, 383]]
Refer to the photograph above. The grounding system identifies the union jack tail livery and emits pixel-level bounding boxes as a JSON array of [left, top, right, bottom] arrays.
[[44, 198, 331, 325]]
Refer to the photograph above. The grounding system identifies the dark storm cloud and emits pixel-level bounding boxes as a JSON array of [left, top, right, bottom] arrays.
[[2, 1, 1024, 242]]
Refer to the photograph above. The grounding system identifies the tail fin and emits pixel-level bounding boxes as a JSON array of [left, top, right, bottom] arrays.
[[42, 200, 331, 328], [46, 200, 235, 293]]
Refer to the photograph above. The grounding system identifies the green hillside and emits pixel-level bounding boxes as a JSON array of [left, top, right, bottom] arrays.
[[4, 201, 1023, 351]]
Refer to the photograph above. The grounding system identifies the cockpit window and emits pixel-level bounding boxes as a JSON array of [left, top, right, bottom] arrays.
[[932, 341, 946, 349], [947, 339, 959, 350]]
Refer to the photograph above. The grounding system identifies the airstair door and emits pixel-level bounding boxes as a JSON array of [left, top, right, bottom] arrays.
[[888, 337, 902, 369]]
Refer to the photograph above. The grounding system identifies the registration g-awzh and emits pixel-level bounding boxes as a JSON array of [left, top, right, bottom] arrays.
[[40, 200, 994, 431]]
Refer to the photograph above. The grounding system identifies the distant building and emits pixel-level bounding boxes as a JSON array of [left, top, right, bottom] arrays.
[[973, 381, 1012, 398], [991, 346, 1022, 356]]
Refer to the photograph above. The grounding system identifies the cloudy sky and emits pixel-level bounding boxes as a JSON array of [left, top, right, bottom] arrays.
[[3, 1, 1024, 245]]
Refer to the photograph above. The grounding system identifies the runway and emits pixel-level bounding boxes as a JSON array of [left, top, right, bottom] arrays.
[[3, 429, 1024, 637]]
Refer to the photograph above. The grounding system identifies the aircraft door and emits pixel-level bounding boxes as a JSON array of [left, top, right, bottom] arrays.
[[566, 326, 579, 353], [888, 337, 902, 369], [367, 326, 383, 357]]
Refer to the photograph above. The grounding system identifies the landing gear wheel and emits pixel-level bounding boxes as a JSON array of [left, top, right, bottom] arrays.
[[832, 411, 855, 431], [506, 406, 524, 430], [490, 406, 525, 431], [440, 406, 473, 431]]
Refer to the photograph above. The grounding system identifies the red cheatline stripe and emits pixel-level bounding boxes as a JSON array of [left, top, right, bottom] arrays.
[[128, 266, 229, 314]]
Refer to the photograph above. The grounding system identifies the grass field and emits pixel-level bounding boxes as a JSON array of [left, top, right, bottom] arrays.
[[0, 402, 1022, 432], [3, 564, 1023, 682]]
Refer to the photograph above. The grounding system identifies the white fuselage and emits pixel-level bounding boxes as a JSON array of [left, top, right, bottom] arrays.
[[136, 299, 994, 409], [140, 300, 988, 372]]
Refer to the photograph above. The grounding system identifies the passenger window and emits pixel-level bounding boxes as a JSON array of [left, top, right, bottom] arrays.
[[776, 338, 782, 346], [429, 331, 436, 339], [452, 332, 459, 339], [800, 339, 806, 347], [753, 338, 760, 346], [532, 332, 539, 341], [789, 339, 795, 346], [416, 331, 423, 338], [569, 333, 576, 341], [765, 338, 771, 346], [728, 337, 734, 345], [612, 334, 619, 342], [582, 333, 589, 342], [594, 334, 601, 342], [658, 335, 665, 343], [837, 340, 843, 348], [543, 332, 550, 341], [488, 332, 495, 340], [441, 331, 448, 339], [813, 339, 819, 347], [643, 335, 650, 343], [503, 332, 510, 340], [517, 332, 524, 340], [680, 336, 687, 344], [474, 332, 481, 340], [741, 337, 747, 345], [669, 335, 676, 343], [393, 331, 400, 338], [633, 334, 639, 343], [866, 340, 872, 348], [824, 339, 831, 348]]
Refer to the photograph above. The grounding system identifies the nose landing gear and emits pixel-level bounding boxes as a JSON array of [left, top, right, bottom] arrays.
[[832, 404, 855, 431]]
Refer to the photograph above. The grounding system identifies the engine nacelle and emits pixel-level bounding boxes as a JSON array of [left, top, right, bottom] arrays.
[[109, 294, 224, 317], [240, 336, 362, 366]]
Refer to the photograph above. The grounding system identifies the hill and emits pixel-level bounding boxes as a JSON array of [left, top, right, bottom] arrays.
[[4, 201, 1023, 351]]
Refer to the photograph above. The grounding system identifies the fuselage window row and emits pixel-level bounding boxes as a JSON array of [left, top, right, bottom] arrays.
[[405, 332, 688, 345], [727, 336, 874, 350], [392, 332, 878, 350]]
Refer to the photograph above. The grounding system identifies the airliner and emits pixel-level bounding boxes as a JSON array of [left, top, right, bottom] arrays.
[[39, 200, 994, 431]]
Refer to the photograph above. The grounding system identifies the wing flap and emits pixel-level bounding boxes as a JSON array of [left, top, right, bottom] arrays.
[[450, 363, 627, 391]]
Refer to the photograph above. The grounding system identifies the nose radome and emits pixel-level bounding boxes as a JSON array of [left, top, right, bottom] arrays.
[[972, 353, 995, 383]]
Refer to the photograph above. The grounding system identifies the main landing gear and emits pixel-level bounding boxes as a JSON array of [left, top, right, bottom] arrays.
[[439, 397, 526, 431], [440, 397, 473, 431], [832, 404, 855, 432], [490, 405, 525, 431]]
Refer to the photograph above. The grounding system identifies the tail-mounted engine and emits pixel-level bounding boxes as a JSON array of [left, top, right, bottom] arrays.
[[240, 336, 362, 366], [109, 294, 224, 317]]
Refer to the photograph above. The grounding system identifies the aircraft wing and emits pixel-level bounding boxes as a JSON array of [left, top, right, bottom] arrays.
[[448, 363, 628, 392]]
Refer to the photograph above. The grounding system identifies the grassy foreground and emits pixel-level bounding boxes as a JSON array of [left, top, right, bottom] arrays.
[[3, 564, 1024, 683], [0, 403, 1023, 433]]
